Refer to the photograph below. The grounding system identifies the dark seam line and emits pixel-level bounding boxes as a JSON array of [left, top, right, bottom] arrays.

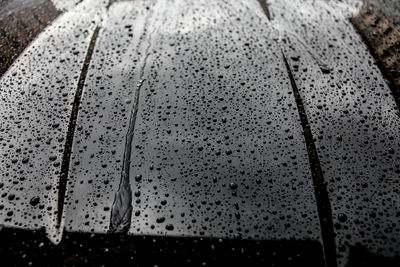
[[257, 0, 272, 21], [282, 51, 337, 267], [57, 26, 101, 227], [106, 0, 116, 10], [349, 18, 400, 112], [256, 0, 336, 265]]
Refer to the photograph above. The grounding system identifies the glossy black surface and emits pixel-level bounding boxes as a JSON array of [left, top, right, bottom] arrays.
[[0, 0, 399, 266], [0, 0, 106, 242], [269, 0, 400, 265], [66, 0, 321, 241]]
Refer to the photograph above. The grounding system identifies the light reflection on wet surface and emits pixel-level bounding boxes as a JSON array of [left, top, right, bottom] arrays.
[[0, 0, 399, 265]]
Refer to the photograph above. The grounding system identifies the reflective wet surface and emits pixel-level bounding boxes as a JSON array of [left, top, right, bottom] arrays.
[[0, 0, 399, 266], [66, 0, 320, 242], [0, 0, 107, 243], [269, 0, 400, 265]]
